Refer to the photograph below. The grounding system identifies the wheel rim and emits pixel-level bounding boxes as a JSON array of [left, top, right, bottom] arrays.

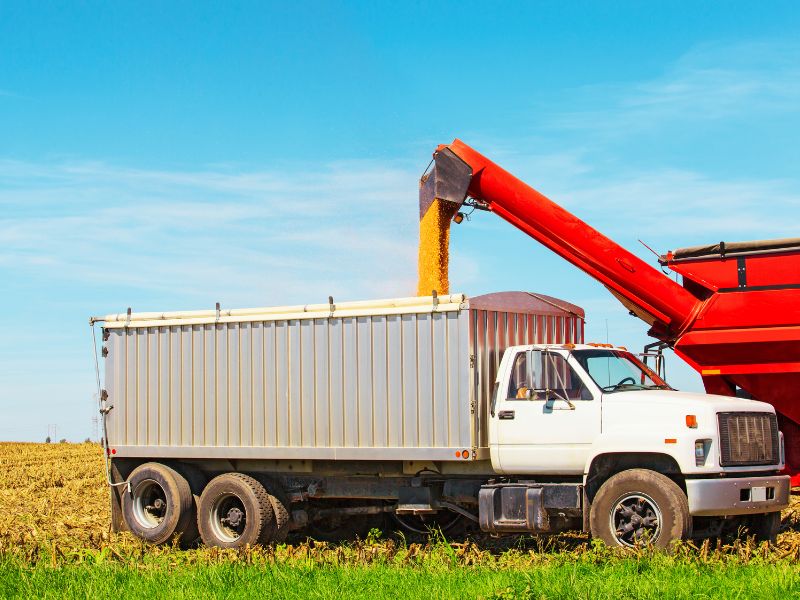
[[610, 493, 662, 547], [210, 493, 247, 543], [132, 479, 168, 529]]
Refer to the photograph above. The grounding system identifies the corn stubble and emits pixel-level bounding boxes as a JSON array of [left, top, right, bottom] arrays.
[[2, 442, 800, 568]]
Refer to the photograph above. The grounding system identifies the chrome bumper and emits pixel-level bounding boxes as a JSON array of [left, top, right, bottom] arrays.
[[686, 475, 790, 516]]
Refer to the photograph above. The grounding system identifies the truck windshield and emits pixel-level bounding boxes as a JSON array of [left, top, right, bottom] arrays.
[[572, 349, 670, 393]]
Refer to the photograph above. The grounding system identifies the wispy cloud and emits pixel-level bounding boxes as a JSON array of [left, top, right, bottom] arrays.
[[460, 40, 800, 255], [550, 41, 800, 135], [451, 148, 800, 256], [553, 168, 800, 248], [0, 159, 422, 308]]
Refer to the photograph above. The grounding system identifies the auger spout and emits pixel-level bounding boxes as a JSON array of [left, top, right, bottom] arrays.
[[419, 139, 702, 340]]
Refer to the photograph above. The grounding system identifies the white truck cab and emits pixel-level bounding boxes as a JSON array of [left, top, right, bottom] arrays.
[[488, 344, 789, 546]]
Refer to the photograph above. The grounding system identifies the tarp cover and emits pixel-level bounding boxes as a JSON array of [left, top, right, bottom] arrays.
[[670, 237, 800, 260]]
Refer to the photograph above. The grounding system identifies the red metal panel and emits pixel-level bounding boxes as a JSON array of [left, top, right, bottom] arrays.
[[671, 251, 800, 290]]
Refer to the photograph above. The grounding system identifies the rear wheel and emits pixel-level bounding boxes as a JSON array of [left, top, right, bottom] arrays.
[[590, 469, 691, 549], [169, 464, 205, 547], [121, 462, 195, 546], [198, 473, 275, 548], [260, 480, 291, 544]]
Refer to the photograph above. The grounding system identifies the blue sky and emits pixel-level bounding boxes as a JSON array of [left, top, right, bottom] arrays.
[[1, 2, 799, 441]]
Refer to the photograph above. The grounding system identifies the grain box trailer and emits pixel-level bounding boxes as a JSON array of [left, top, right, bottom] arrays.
[[93, 291, 789, 549]]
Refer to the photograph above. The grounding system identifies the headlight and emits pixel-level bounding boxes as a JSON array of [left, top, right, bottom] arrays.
[[780, 432, 785, 465], [695, 439, 711, 466]]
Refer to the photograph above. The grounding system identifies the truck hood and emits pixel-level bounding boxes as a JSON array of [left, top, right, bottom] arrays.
[[602, 389, 775, 414], [600, 389, 776, 438]]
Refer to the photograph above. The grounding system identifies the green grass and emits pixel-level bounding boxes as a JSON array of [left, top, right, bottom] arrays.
[[4, 443, 800, 599], [1, 549, 798, 599]]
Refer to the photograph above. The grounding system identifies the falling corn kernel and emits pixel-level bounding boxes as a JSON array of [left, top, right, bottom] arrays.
[[417, 198, 455, 296]]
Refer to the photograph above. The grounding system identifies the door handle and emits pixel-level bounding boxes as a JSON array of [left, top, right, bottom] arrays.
[[498, 410, 515, 420]]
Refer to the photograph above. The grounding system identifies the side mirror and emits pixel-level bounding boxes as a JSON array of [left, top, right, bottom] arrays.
[[545, 396, 576, 411]]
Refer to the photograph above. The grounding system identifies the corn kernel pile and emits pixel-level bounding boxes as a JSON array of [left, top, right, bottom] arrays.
[[417, 198, 454, 296]]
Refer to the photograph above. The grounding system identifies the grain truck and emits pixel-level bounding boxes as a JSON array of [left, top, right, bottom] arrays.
[[92, 291, 788, 549]]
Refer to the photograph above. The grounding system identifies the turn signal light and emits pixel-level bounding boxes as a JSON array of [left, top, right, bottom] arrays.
[[685, 415, 698, 428]]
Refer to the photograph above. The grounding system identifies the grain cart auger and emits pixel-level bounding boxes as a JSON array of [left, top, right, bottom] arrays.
[[420, 139, 800, 484]]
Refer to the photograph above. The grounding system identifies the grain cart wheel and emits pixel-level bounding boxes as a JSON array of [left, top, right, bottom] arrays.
[[590, 469, 691, 549], [121, 462, 195, 545], [198, 473, 275, 548], [747, 512, 781, 544]]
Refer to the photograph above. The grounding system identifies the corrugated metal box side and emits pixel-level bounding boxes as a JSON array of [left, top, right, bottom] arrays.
[[102, 292, 585, 461], [105, 299, 475, 460]]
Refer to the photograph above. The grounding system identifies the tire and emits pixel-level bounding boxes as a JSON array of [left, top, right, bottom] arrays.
[[174, 464, 206, 548], [590, 469, 691, 549], [747, 512, 781, 544], [260, 480, 291, 544], [121, 462, 195, 545], [198, 473, 275, 548]]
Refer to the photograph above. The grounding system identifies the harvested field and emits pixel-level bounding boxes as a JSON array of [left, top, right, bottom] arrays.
[[0, 442, 110, 550], [2, 442, 800, 598]]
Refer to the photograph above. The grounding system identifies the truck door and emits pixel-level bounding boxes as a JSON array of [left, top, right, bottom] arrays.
[[491, 350, 600, 475]]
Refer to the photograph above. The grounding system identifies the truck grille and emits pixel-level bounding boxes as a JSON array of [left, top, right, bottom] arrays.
[[718, 412, 779, 467]]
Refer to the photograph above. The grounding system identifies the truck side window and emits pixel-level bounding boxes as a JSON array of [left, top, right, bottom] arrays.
[[507, 352, 532, 400], [507, 351, 592, 401]]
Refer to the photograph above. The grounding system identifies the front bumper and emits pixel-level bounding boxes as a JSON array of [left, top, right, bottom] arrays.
[[686, 475, 790, 516]]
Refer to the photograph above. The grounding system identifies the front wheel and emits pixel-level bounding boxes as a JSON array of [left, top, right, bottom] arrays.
[[590, 469, 691, 549]]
